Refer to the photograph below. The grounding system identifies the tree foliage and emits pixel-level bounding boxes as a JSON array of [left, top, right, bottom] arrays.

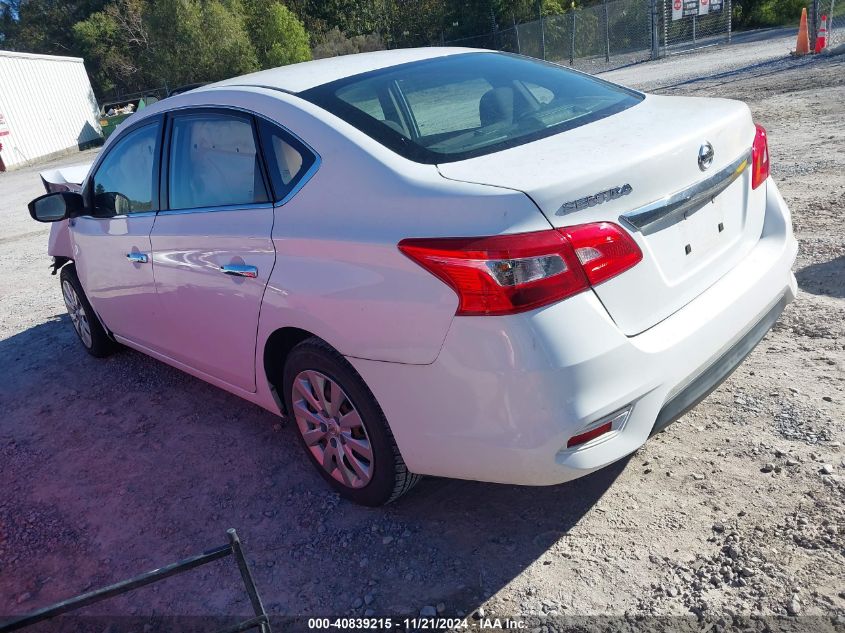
[[0, 0, 800, 102], [2, 0, 312, 98], [312, 27, 384, 59], [243, 0, 311, 68], [73, 0, 147, 95], [3, 0, 108, 53], [731, 0, 807, 28], [143, 0, 259, 88]]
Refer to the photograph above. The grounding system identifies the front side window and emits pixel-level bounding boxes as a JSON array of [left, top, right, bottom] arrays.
[[91, 122, 160, 216], [168, 113, 268, 210], [300, 52, 643, 164]]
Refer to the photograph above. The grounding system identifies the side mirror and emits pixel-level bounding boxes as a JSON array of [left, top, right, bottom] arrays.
[[28, 192, 84, 223], [93, 191, 132, 216]]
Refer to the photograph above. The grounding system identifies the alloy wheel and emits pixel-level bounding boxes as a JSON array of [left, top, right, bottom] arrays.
[[62, 280, 93, 349], [291, 370, 374, 489]]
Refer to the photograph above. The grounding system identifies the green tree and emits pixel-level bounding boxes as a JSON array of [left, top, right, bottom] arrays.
[[312, 27, 384, 58], [243, 0, 311, 68], [287, 0, 389, 38], [145, 0, 258, 88], [75, 0, 263, 96], [0, 1, 18, 44], [389, 0, 447, 46], [732, 0, 807, 28], [74, 0, 148, 95], [3, 0, 107, 54]]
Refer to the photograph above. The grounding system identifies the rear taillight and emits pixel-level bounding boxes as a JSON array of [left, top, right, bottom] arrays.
[[751, 124, 769, 190], [562, 222, 643, 286], [398, 222, 642, 316]]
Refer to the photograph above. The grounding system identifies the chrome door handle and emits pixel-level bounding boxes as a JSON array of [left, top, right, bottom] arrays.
[[220, 264, 258, 278], [126, 252, 149, 264]]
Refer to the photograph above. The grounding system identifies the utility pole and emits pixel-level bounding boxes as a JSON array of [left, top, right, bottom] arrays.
[[539, 0, 546, 60], [490, 6, 498, 50], [726, 0, 732, 43], [650, 0, 660, 59]]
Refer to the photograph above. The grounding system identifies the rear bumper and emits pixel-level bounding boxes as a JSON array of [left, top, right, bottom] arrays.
[[349, 179, 798, 486], [650, 291, 788, 437]]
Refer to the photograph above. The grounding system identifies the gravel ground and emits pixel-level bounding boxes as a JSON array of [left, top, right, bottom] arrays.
[[1, 36, 843, 632]]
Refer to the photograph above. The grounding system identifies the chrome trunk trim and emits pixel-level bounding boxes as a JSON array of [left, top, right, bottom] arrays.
[[620, 149, 751, 236]]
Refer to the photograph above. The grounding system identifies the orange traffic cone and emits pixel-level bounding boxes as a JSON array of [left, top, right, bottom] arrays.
[[815, 14, 828, 53], [795, 7, 810, 55]]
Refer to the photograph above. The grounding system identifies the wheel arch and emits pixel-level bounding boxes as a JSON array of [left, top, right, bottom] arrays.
[[262, 326, 320, 415], [59, 259, 117, 341]]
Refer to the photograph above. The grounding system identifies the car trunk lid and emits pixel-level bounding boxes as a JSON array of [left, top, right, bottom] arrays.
[[436, 94, 766, 335]]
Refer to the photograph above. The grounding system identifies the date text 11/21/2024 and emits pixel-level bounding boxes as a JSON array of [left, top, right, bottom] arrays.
[[306, 617, 527, 629]]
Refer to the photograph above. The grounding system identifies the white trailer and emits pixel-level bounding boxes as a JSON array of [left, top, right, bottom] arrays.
[[0, 50, 102, 171]]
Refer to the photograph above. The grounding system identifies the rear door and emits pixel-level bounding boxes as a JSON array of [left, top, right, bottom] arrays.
[[71, 117, 163, 348], [149, 109, 275, 392]]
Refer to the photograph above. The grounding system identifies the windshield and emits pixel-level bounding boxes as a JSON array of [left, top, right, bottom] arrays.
[[299, 52, 642, 164]]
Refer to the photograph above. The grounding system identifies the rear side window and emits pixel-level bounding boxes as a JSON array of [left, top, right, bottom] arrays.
[[300, 52, 642, 164], [168, 112, 268, 210], [91, 121, 160, 216], [257, 119, 316, 201]]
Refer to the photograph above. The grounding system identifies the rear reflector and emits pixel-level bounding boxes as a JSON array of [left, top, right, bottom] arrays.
[[567, 421, 613, 448], [751, 124, 769, 190], [399, 223, 642, 316], [566, 406, 632, 449]]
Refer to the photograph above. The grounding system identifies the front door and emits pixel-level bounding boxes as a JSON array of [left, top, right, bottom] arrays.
[[71, 118, 163, 349], [149, 110, 276, 392]]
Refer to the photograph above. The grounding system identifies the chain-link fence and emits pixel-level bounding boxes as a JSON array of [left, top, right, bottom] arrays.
[[444, 0, 656, 73], [532, 0, 654, 72], [817, 0, 843, 47], [441, 0, 734, 73], [663, 0, 732, 51]]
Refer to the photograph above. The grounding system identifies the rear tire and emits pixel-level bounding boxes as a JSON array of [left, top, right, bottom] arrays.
[[282, 337, 420, 506], [60, 265, 115, 358]]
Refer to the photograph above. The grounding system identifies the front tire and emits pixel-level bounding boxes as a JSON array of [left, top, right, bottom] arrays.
[[60, 265, 115, 358], [282, 337, 420, 506]]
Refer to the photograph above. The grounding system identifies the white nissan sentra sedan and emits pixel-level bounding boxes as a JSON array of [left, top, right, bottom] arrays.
[[29, 49, 798, 505]]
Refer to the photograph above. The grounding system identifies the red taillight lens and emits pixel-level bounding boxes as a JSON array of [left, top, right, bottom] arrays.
[[751, 124, 769, 190], [562, 222, 643, 286], [398, 222, 642, 316], [398, 230, 588, 316]]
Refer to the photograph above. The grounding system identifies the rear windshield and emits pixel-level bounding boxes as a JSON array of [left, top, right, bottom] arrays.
[[299, 52, 642, 164]]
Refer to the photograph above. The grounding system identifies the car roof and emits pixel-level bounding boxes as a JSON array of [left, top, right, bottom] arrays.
[[202, 47, 480, 94]]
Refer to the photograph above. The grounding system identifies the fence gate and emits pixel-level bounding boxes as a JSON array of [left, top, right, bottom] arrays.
[[662, 0, 733, 52]]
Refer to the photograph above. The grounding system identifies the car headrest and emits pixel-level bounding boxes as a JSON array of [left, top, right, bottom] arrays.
[[479, 87, 515, 127]]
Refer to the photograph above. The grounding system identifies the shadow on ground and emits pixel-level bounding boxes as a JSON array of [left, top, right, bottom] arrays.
[[796, 255, 845, 298], [0, 315, 625, 621]]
